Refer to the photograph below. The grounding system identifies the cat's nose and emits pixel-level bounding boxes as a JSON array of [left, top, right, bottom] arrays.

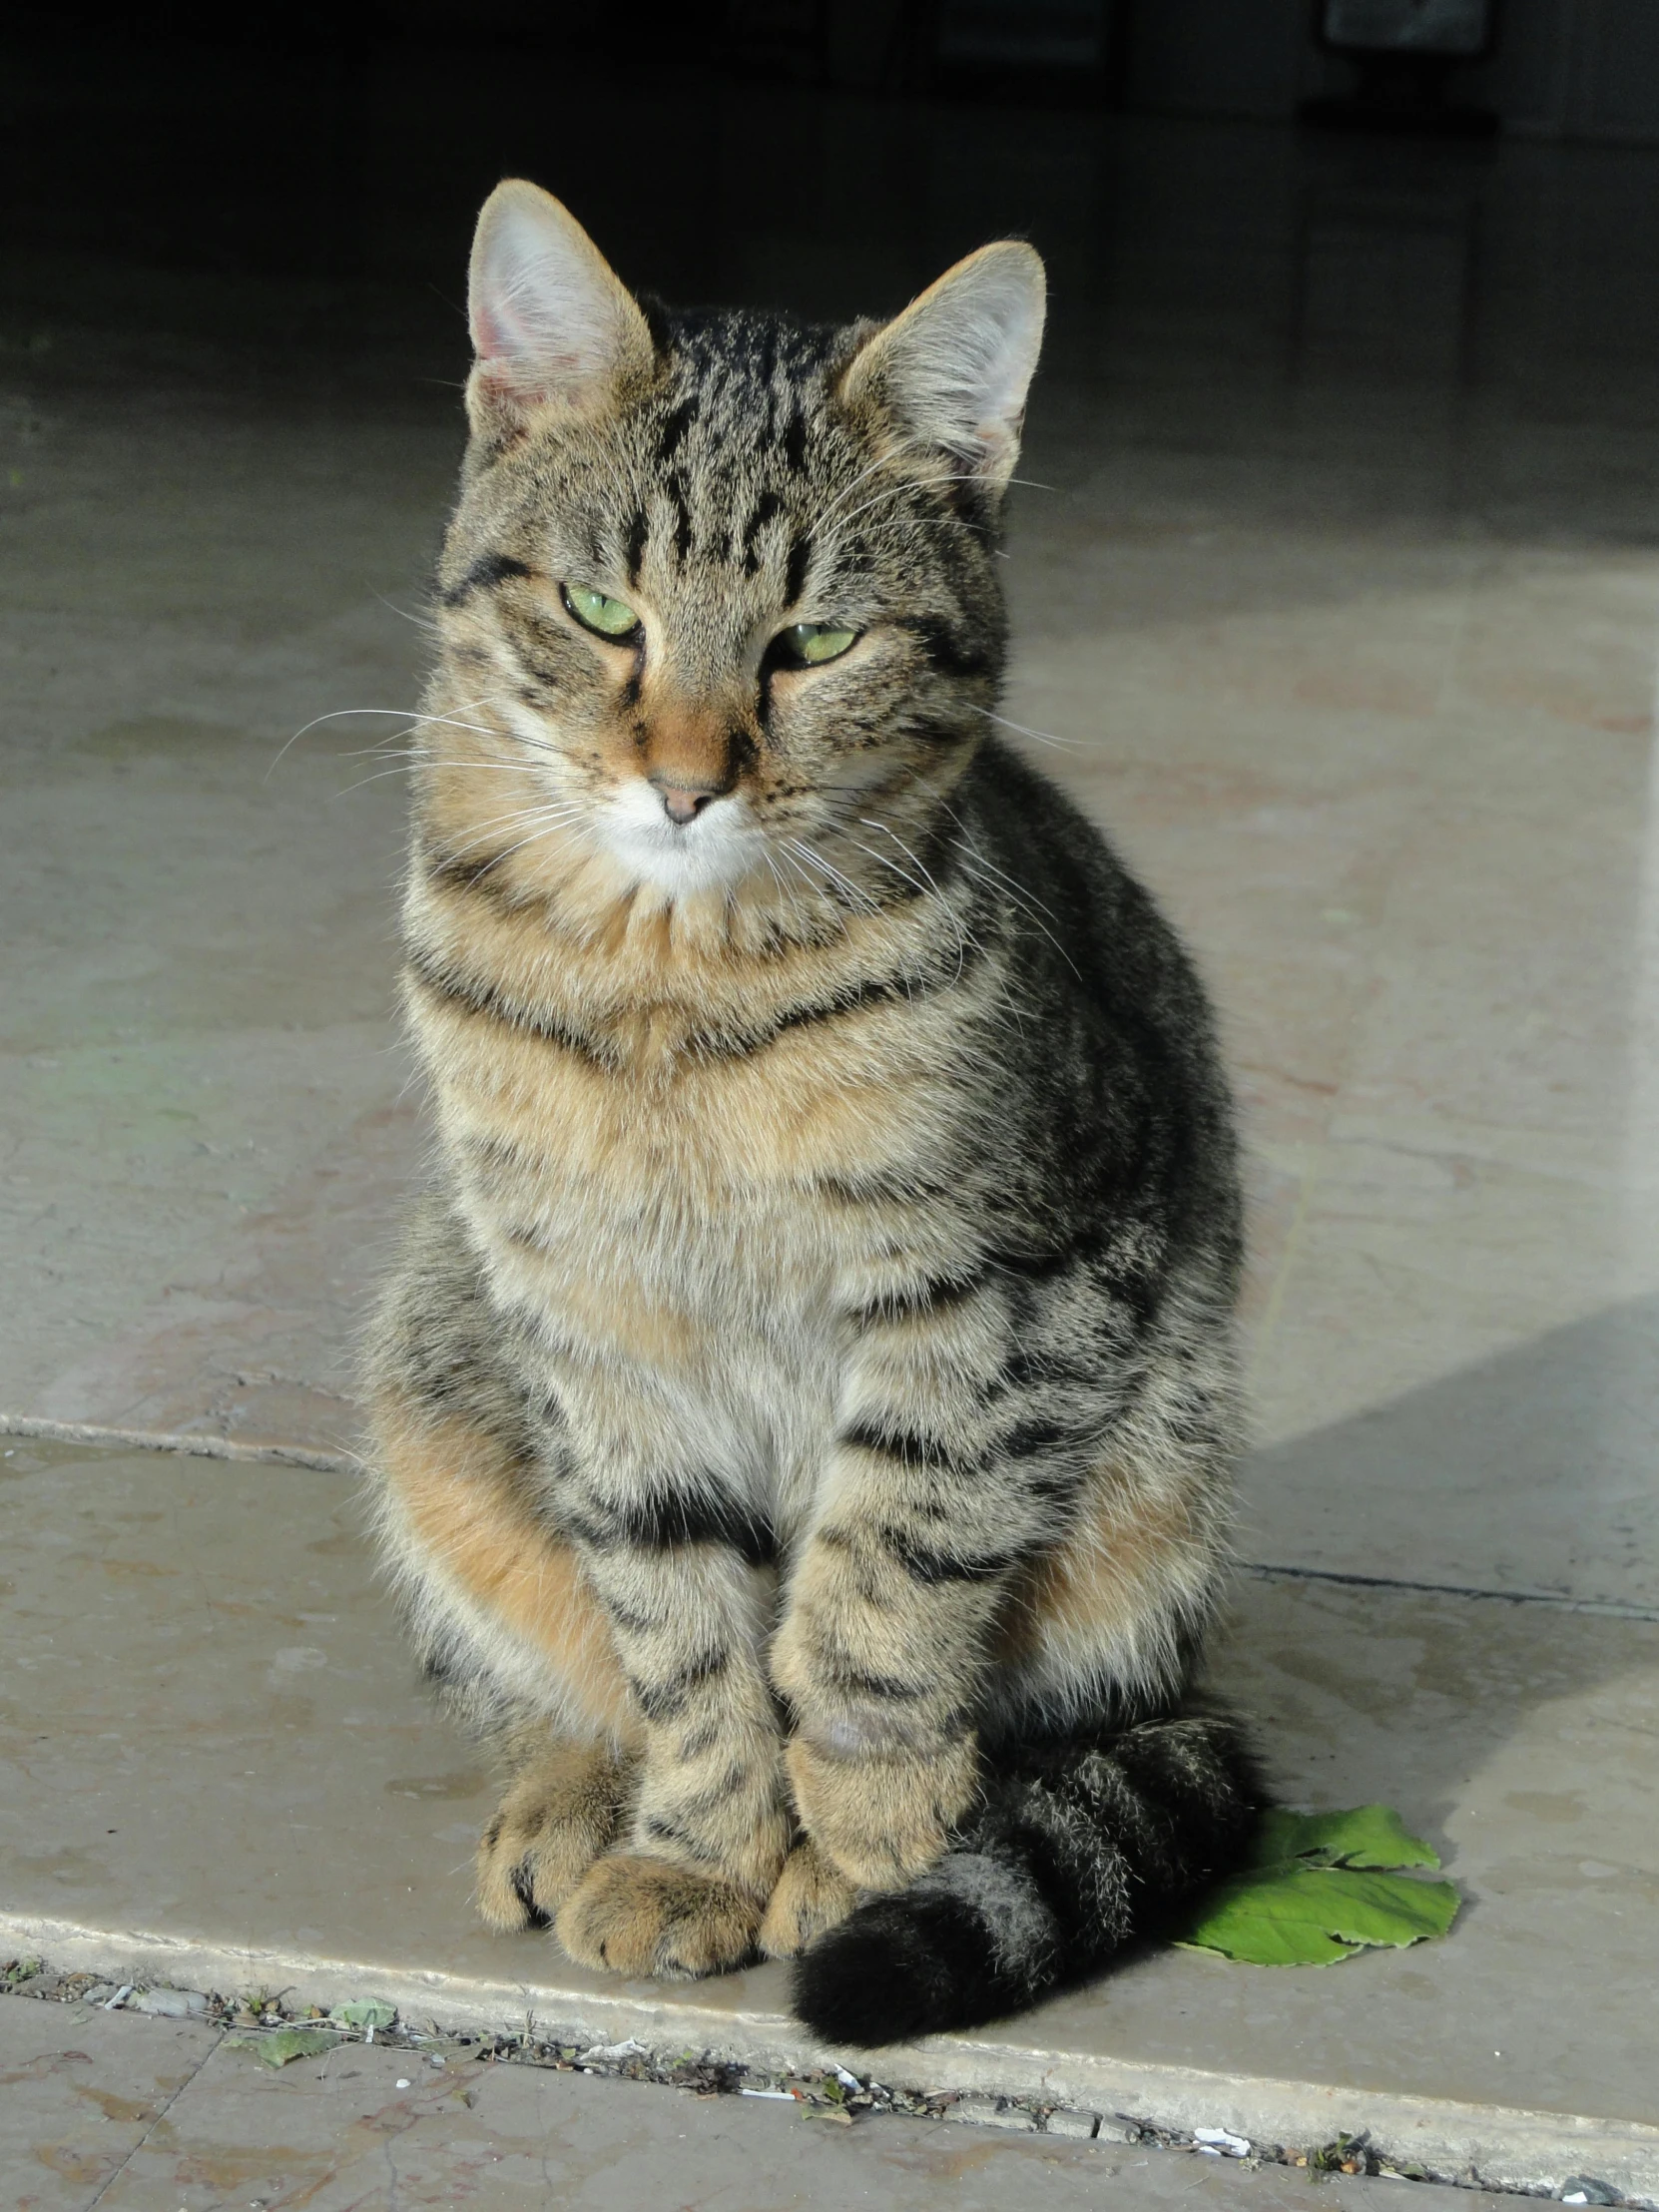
[[650, 777, 720, 827]]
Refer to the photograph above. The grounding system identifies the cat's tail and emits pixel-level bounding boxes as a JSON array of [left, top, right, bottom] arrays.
[[789, 1709, 1265, 2046]]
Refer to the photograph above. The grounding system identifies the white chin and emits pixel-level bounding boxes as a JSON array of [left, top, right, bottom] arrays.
[[600, 790, 765, 897]]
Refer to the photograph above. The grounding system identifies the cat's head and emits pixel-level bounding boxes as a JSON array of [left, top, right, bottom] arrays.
[[426, 180, 1044, 912]]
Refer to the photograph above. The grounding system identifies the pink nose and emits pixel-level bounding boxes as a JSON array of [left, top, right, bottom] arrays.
[[654, 782, 715, 827]]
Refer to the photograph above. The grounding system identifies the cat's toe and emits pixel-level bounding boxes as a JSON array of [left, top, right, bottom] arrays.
[[475, 1812, 551, 1931], [556, 1853, 763, 1978], [474, 1742, 634, 1932], [759, 1837, 859, 1959]]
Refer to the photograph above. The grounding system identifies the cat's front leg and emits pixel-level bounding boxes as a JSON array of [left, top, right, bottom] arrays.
[[475, 1736, 638, 1930], [771, 1507, 992, 1893], [771, 1451, 1033, 1890], [771, 1288, 1074, 1893], [551, 1470, 794, 1977], [758, 1834, 861, 1958]]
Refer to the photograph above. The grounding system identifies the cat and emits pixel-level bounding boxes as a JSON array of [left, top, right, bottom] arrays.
[[363, 177, 1264, 2047]]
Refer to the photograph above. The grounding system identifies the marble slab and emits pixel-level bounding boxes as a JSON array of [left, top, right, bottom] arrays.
[[1018, 532, 1659, 1610], [0, 389, 444, 1466], [3, 1442, 1654, 2200], [3, 122, 1657, 1600]]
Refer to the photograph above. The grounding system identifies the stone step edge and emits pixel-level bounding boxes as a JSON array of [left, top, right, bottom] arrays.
[[4, 1909, 1653, 2205]]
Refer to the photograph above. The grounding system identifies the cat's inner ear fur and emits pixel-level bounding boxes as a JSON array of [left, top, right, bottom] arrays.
[[466, 179, 657, 441], [839, 241, 1046, 498]]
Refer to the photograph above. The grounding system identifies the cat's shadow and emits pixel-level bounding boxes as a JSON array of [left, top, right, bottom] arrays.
[[1212, 1293, 1659, 1876]]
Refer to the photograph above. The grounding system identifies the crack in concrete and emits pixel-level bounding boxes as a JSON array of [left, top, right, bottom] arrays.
[[81, 2019, 227, 2211]]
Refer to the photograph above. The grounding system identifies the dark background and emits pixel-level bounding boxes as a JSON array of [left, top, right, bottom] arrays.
[[5, 2, 1659, 547], [8, 1, 1659, 314]]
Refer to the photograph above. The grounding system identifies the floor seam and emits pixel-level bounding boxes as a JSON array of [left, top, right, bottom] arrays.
[[7, 1412, 1652, 1620], [0, 1412, 356, 1474], [1241, 1559, 1659, 1620]]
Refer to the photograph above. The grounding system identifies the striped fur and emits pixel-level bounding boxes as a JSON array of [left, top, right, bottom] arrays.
[[363, 180, 1264, 2037]]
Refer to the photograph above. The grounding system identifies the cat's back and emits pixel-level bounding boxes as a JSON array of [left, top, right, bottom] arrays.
[[960, 737, 1215, 1026], [951, 736, 1240, 1267]]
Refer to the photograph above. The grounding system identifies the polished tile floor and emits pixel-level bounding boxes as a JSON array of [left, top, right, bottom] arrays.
[[4, 77, 1655, 1602], [2, 61, 1657, 2200]]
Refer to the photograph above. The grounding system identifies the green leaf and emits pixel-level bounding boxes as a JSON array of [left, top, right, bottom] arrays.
[[226, 2026, 341, 2067], [1179, 1865, 1459, 1965], [1250, 1805, 1440, 1873], [332, 1999, 396, 2030]]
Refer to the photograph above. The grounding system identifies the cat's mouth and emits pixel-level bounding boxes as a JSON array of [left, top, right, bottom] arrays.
[[600, 775, 770, 896]]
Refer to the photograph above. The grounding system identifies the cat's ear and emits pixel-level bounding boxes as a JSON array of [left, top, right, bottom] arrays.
[[839, 242, 1046, 497], [466, 180, 656, 440]]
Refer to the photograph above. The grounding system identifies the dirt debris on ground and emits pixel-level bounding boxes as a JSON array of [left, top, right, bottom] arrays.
[[0, 1953, 1627, 2205]]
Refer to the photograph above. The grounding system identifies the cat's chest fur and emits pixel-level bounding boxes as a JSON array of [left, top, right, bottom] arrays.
[[409, 900, 978, 1528]]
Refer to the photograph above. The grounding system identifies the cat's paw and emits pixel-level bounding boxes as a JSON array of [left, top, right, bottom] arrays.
[[474, 1742, 634, 1932], [759, 1835, 859, 1958], [785, 1734, 978, 1893], [555, 1853, 763, 1978]]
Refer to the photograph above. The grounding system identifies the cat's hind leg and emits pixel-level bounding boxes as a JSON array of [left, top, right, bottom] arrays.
[[365, 1254, 644, 1933]]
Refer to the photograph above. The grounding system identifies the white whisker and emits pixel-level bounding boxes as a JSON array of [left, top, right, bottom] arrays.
[[969, 704, 1082, 753], [951, 835, 1079, 978], [781, 835, 882, 920], [938, 804, 1065, 924], [816, 467, 963, 555], [372, 590, 442, 638], [855, 816, 981, 982], [842, 832, 930, 902], [451, 800, 588, 855], [267, 702, 507, 782], [760, 849, 821, 940], [461, 807, 590, 871]]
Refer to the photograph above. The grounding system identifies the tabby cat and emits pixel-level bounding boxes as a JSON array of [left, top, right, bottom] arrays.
[[364, 178, 1264, 2046]]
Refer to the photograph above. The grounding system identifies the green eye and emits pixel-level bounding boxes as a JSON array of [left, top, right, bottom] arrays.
[[778, 623, 858, 667], [563, 583, 641, 639]]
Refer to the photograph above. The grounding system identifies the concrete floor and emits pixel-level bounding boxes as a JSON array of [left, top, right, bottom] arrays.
[[0, 1993, 1517, 2212], [2, 49, 1658, 2209]]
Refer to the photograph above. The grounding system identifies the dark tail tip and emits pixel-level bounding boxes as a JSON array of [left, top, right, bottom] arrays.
[[791, 1876, 1026, 2046], [790, 1709, 1268, 2045]]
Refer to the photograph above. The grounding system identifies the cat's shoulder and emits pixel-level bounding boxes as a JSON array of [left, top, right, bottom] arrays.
[[960, 735, 1136, 898]]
